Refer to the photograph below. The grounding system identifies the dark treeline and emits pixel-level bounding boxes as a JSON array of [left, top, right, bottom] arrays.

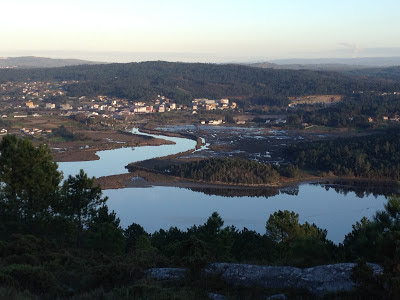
[[158, 158, 300, 185], [287, 93, 400, 128], [285, 131, 400, 179], [1, 61, 399, 105], [343, 66, 400, 82]]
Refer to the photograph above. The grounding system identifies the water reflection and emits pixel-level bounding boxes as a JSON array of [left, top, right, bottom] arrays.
[[187, 185, 300, 198], [188, 187, 280, 198], [105, 183, 395, 244], [314, 180, 399, 198], [187, 180, 397, 199]]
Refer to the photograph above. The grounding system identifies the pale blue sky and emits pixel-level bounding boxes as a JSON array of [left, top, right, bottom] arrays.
[[1, 0, 399, 62]]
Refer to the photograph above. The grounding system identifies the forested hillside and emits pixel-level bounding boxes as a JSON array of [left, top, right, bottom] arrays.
[[344, 66, 400, 82], [287, 93, 400, 128], [0, 56, 102, 68], [1, 61, 399, 105], [159, 158, 281, 185], [284, 131, 400, 179]]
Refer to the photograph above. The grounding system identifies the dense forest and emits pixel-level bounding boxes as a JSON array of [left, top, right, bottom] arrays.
[[284, 130, 400, 179], [160, 158, 279, 184], [156, 158, 300, 185], [287, 93, 400, 128], [1, 61, 400, 105], [343, 66, 400, 82], [0, 135, 399, 298]]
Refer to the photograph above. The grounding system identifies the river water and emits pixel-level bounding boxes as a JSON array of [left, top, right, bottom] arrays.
[[58, 128, 197, 178], [58, 129, 395, 244]]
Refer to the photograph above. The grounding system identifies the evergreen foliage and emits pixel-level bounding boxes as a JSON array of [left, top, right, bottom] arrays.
[[161, 158, 280, 184], [0, 135, 61, 233], [287, 94, 400, 128], [59, 169, 107, 244], [346, 195, 400, 298], [285, 131, 400, 179], [344, 66, 400, 82]]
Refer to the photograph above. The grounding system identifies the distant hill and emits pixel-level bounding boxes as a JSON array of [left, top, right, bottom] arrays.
[[0, 56, 104, 69], [0, 61, 399, 105], [272, 57, 400, 67], [248, 57, 400, 72], [247, 62, 369, 71], [343, 66, 400, 82]]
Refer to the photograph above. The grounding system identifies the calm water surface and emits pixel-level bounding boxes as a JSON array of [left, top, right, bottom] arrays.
[[104, 184, 388, 244], [58, 128, 393, 244]]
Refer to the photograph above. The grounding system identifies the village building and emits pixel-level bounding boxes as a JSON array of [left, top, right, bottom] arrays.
[[45, 103, 55, 109]]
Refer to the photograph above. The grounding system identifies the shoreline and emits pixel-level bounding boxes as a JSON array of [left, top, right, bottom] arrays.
[[52, 128, 176, 162], [95, 168, 399, 192]]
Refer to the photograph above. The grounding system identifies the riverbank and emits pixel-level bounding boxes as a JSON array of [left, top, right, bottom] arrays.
[[52, 129, 175, 162], [95, 163, 399, 193]]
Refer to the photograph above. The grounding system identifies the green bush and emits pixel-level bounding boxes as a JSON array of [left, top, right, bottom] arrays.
[[3, 264, 62, 296]]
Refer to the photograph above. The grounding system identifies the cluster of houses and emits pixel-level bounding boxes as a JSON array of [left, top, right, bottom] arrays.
[[381, 92, 400, 96], [128, 96, 238, 114], [0, 81, 66, 103], [2, 78, 241, 117], [191, 98, 236, 111], [353, 91, 400, 96], [23, 95, 238, 117], [153, 95, 178, 112], [200, 119, 224, 125], [20, 128, 52, 136], [382, 115, 400, 122], [366, 115, 400, 123], [47, 95, 186, 114], [2, 80, 242, 129], [0, 80, 76, 112]]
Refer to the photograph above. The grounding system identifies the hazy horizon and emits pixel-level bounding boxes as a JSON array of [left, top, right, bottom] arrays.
[[1, 49, 400, 65], [2, 0, 399, 64]]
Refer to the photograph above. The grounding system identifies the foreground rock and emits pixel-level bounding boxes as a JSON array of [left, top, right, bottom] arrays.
[[204, 263, 383, 295], [144, 268, 187, 281], [145, 263, 382, 295]]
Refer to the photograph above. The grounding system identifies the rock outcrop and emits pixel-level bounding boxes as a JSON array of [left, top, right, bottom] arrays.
[[204, 263, 383, 295], [144, 267, 187, 281], [144, 263, 383, 295]]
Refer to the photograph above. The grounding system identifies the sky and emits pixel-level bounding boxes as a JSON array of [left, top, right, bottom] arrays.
[[1, 0, 399, 62]]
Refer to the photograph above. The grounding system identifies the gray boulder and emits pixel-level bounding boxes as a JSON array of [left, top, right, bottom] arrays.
[[208, 292, 227, 300], [266, 294, 287, 300], [204, 262, 383, 295], [144, 267, 187, 281]]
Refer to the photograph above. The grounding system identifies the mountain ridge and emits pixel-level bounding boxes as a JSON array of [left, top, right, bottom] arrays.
[[0, 56, 104, 69]]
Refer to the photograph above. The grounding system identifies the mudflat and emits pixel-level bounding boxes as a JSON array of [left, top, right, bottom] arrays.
[[50, 129, 174, 162]]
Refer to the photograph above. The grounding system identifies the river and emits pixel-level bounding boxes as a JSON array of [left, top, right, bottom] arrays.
[[58, 128, 197, 178], [58, 129, 395, 244]]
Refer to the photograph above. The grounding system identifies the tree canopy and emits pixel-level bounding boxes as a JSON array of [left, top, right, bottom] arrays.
[[0, 135, 61, 225], [0, 135, 118, 246], [284, 130, 400, 179]]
